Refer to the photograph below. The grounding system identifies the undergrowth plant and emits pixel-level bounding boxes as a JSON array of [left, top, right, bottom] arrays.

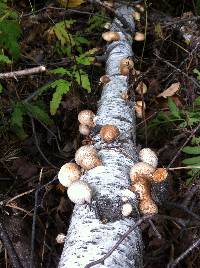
[[148, 95, 200, 183], [7, 11, 107, 139]]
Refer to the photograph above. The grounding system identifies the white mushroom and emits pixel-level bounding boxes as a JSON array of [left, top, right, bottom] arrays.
[[67, 180, 92, 204], [139, 148, 158, 168], [75, 145, 102, 170], [58, 163, 81, 187], [78, 110, 95, 127], [79, 124, 90, 136], [122, 203, 133, 217]]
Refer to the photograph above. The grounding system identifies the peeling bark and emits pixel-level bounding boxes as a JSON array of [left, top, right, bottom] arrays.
[[59, 3, 144, 268]]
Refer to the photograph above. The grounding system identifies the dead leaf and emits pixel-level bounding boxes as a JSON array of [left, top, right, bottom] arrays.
[[157, 82, 180, 98]]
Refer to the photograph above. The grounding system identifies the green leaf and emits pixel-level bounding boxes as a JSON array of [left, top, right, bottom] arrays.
[[10, 102, 27, 140], [0, 83, 3, 93], [0, 19, 21, 59], [0, 54, 11, 63], [191, 136, 200, 145], [194, 96, 200, 106], [182, 146, 200, 154], [182, 156, 200, 165], [49, 67, 72, 77], [75, 70, 91, 92], [168, 97, 180, 118], [23, 103, 53, 125], [49, 79, 71, 115], [193, 68, 200, 80], [49, 20, 75, 47]]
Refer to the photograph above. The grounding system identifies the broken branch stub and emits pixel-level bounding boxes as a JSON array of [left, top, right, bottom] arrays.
[[59, 3, 144, 268]]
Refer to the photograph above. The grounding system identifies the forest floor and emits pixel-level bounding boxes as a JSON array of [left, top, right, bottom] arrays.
[[0, 0, 200, 267]]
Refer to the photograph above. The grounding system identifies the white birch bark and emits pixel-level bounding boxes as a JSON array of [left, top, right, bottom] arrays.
[[59, 3, 144, 268]]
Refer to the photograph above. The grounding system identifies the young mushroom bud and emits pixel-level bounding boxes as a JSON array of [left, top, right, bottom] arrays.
[[56, 233, 66, 244], [102, 31, 120, 42], [139, 148, 158, 168], [78, 110, 95, 127], [132, 11, 141, 21], [135, 100, 146, 118], [152, 168, 168, 183], [58, 163, 81, 187], [134, 32, 145, 41], [75, 145, 102, 170], [130, 162, 155, 182], [67, 180, 92, 204], [100, 75, 111, 84], [135, 82, 147, 95], [79, 124, 90, 136], [139, 198, 158, 215], [120, 58, 134, 76], [121, 203, 133, 217], [100, 124, 120, 142]]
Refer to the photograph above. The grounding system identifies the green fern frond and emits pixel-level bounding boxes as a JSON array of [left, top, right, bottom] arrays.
[[23, 103, 53, 125], [0, 54, 11, 64], [74, 70, 91, 92], [10, 102, 27, 140], [49, 79, 71, 115]]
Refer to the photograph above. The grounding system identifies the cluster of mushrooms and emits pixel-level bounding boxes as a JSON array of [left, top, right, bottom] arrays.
[[58, 110, 168, 216], [57, 4, 168, 217]]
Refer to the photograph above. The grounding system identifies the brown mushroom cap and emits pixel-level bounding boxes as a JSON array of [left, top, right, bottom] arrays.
[[152, 168, 168, 183], [102, 31, 120, 42], [100, 75, 111, 84], [78, 110, 95, 127], [132, 11, 141, 21], [67, 180, 92, 204], [75, 145, 102, 170], [58, 163, 81, 187], [120, 58, 134, 76], [130, 176, 150, 198], [100, 124, 120, 142]]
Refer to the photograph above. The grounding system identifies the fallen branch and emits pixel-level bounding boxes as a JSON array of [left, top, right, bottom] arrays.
[[0, 66, 46, 79]]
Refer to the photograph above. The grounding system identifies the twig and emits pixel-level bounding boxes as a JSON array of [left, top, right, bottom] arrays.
[[30, 115, 57, 169], [84, 215, 154, 268], [149, 219, 162, 239], [0, 218, 22, 268], [0, 66, 46, 79], [169, 166, 200, 170], [167, 121, 200, 168], [30, 169, 43, 268], [154, 53, 200, 90], [167, 238, 200, 268], [6, 188, 35, 205]]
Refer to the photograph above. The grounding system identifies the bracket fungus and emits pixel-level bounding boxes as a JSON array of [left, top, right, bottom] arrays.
[[100, 124, 120, 142], [67, 180, 92, 205], [102, 31, 120, 42], [75, 145, 102, 170], [78, 110, 95, 127], [139, 148, 158, 168], [79, 124, 90, 136], [119, 58, 134, 76], [58, 163, 81, 187]]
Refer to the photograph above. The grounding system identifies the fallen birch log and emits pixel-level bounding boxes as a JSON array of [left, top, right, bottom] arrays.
[[59, 2, 157, 268]]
